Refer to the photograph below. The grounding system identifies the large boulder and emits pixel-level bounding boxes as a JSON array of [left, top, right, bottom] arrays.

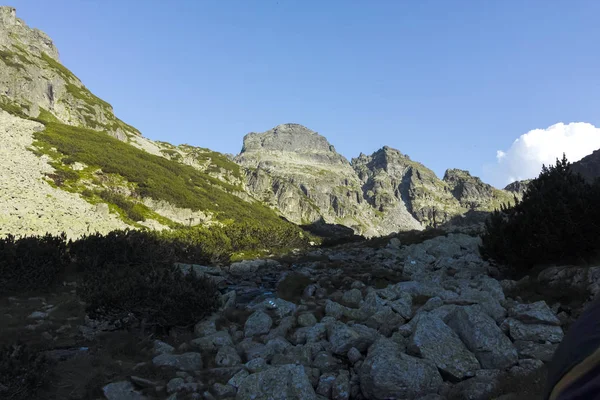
[[408, 314, 480, 381], [447, 306, 517, 369], [504, 318, 564, 343], [236, 364, 317, 400], [360, 338, 442, 399], [152, 352, 203, 371], [328, 322, 379, 355], [508, 301, 561, 326], [244, 311, 273, 338]]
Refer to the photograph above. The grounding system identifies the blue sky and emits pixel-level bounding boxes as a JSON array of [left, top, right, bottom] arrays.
[[10, 0, 600, 187]]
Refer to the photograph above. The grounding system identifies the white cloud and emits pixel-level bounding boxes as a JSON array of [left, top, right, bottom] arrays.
[[487, 122, 600, 188]]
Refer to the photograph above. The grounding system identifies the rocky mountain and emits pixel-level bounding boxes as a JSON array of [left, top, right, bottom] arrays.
[[504, 180, 532, 196], [572, 149, 600, 183], [0, 6, 518, 239]]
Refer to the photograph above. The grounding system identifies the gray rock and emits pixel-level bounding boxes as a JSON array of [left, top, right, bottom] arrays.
[[332, 370, 350, 400], [328, 322, 378, 355], [341, 289, 363, 308], [152, 353, 203, 371], [316, 372, 336, 397], [251, 298, 298, 319], [325, 300, 345, 319], [422, 296, 444, 311], [191, 331, 233, 352], [408, 314, 480, 381], [27, 311, 48, 319], [194, 317, 218, 337], [509, 359, 544, 378], [347, 347, 362, 364], [505, 318, 564, 343], [244, 311, 273, 338], [236, 364, 317, 400], [306, 323, 328, 343], [103, 381, 146, 400], [508, 301, 561, 326], [389, 291, 413, 319], [153, 340, 175, 355], [298, 313, 318, 327], [266, 337, 293, 353], [360, 338, 442, 399], [267, 315, 296, 339], [212, 383, 236, 398], [448, 375, 500, 400], [312, 351, 341, 372], [216, 346, 242, 367], [514, 340, 558, 362], [229, 259, 280, 276], [246, 357, 268, 373], [228, 369, 250, 389], [447, 306, 517, 369], [285, 345, 312, 366], [167, 378, 186, 394]]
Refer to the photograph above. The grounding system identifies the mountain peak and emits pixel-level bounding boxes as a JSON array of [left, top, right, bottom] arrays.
[[0, 6, 16, 27], [238, 124, 345, 163]]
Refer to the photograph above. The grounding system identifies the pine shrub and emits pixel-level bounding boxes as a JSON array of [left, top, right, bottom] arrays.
[[0, 343, 51, 400], [481, 154, 600, 276]]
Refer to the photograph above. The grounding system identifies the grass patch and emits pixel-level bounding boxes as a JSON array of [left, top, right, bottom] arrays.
[[32, 121, 299, 228], [0, 49, 27, 71]]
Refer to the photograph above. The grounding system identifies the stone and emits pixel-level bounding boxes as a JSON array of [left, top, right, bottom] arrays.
[[325, 300, 345, 319], [244, 311, 273, 338], [422, 296, 444, 311], [316, 372, 336, 397], [167, 378, 186, 394], [509, 359, 544, 378], [266, 337, 293, 353], [246, 357, 268, 373], [251, 298, 297, 319], [332, 370, 350, 400], [194, 318, 218, 337], [408, 314, 480, 381], [298, 313, 318, 327], [447, 375, 500, 400], [514, 340, 558, 362], [341, 289, 363, 308], [236, 364, 317, 400], [306, 323, 328, 343], [347, 347, 362, 364], [508, 301, 561, 326], [360, 338, 442, 400], [152, 353, 203, 371], [388, 291, 413, 319], [212, 383, 236, 397], [215, 346, 242, 367], [153, 340, 175, 355], [312, 351, 341, 372], [505, 318, 564, 343], [102, 381, 147, 400], [328, 322, 378, 355], [191, 331, 234, 352], [227, 369, 250, 390], [446, 306, 517, 369], [27, 311, 48, 319], [267, 316, 296, 339]]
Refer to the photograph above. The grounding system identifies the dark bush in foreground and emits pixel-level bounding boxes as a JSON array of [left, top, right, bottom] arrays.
[[481, 154, 600, 276], [79, 262, 219, 330], [0, 233, 69, 294], [0, 343, 51, 400]]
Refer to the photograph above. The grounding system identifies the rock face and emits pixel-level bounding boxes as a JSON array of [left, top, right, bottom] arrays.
[[572, 148, 600, 183], [237, 127, 518, 236], [236, 124, 422, 237], [0, 6, 138, 139]]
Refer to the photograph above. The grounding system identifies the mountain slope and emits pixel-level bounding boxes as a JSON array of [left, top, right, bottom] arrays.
[[572, 149, 600, 183], [0, 7, 303, 238]]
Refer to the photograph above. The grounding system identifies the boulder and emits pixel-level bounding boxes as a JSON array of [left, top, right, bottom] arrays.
[[508, 301, 561, 326], [102, 381, 146, 400], [505, 318, 564, 343], [360, 338, 442, 399], [236, 364, 317, 400], [152, 352, 203, 371], [447, 306, 517, 369], [244, 311, 273, 338], [408, 314, 480, 381]]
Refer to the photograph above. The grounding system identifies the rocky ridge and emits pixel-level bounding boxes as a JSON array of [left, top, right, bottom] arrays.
[[21, 231, 585, 399]]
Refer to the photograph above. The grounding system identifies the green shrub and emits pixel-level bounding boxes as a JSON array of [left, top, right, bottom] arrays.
[[0, 343, 51, 400], [79, 262, 219, 330], [0, 233, 69, 294], [99, 190, 146, 222], [481, 154, 600, 276]]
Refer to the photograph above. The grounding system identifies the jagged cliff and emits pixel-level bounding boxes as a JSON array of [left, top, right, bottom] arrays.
[[235, 125, 518, 235], [0, 6, 139, 140], [235, 124, 422, 236], [572, 149, 600, 183]]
